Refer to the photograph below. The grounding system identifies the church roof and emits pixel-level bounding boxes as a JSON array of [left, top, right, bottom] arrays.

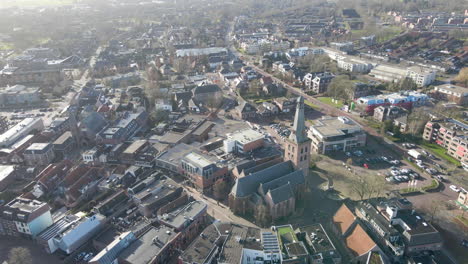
[[230, 161, 295, 198]]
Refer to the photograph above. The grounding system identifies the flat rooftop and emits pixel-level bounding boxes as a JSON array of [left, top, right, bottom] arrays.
[[123, 140, 147, 155], [434, 84, 468, 95], [118, 225, 178, 264], [157, 143, 197, 164], [312, 116, 361, 137], [159, 201, 207, 230], [227, 128, 264, 144], [219, 223, 262, 264], [300, 224, 336, 254], [180, 223, 221, 263], [26, 143, 50, 151], [285, 242, 308, 257], [6, 198, 47, 212], [396, 209, 439, 235], [184, 152, 215, 168], [132, 176, 180, 204], [53, 131, 73, 145]]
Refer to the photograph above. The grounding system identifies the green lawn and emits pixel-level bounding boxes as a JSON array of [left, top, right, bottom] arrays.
[[277, 225, 295, 236], [422, 142, 462, 166], [317, 97, 344, 108]]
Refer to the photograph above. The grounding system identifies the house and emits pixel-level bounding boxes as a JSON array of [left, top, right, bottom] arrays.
[[0, 198, 53, 238], [62, 166, 105, 208], [262, 83, 284, 96], [273, 97, 295, 113], [355, 202, 405, 257], [192, 84, 223, 103], [257, 102, 280, 117], [309, 116, 366, 154], [235, 100, 257, 120], [311, 72, 334, 94], [373, 106, 407, 123], [383, 205, 443, 253], [32, 160, 74, 198], [128, 176, 184, 217]]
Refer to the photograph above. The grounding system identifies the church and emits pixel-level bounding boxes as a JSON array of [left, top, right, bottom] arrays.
[[228, 96, 311, 219]]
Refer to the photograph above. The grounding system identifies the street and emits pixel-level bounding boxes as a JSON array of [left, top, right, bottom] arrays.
[[183, 185, 258, 228]]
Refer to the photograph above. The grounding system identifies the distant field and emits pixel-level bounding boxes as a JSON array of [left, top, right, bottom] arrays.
[[0, 0, 74, 8]]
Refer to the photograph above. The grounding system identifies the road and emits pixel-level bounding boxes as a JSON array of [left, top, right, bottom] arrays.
[[183, 185, 258, 228]]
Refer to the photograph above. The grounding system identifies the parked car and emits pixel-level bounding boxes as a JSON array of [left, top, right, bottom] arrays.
[[450, 185, 460, 192]]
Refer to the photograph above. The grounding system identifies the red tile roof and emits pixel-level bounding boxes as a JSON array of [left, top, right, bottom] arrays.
[[333, 204, 356, 235], [345, 223, 377, 257]]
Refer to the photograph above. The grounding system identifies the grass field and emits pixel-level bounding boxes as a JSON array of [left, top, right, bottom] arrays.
[[317, 97, 344, 108], [422, 142, 462, 166]]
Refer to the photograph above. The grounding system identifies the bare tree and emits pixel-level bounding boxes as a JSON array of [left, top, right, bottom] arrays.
[[213, 179, 229, 200], [8, 247, 32, 264]]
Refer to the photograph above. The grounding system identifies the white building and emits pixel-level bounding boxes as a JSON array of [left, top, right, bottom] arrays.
[[330, 42, 354, 52], [369, 65, 407, 82], [0, 198, 53, 238], [0, 118, 44, 147], [337, 58, 373, 73], [82, 148, 99, 163], [0, 85, 41, 107], [224, 129, 264, 154], [406, 66, 436, 87], [309, 116, 367, 154], [37, 214, 105, 254]]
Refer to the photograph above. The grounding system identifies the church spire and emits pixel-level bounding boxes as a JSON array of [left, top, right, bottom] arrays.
[[289, 96, 307, 144]]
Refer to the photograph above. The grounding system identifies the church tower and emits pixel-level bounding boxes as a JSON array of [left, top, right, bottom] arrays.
[[284, 96, 311, 176]]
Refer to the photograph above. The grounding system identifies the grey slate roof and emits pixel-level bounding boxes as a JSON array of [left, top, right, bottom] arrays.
[[231, 161, 295, 198], [82, 112, 108, 134], [260, 170, 305, 195], [268, 183, 294, 204]]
